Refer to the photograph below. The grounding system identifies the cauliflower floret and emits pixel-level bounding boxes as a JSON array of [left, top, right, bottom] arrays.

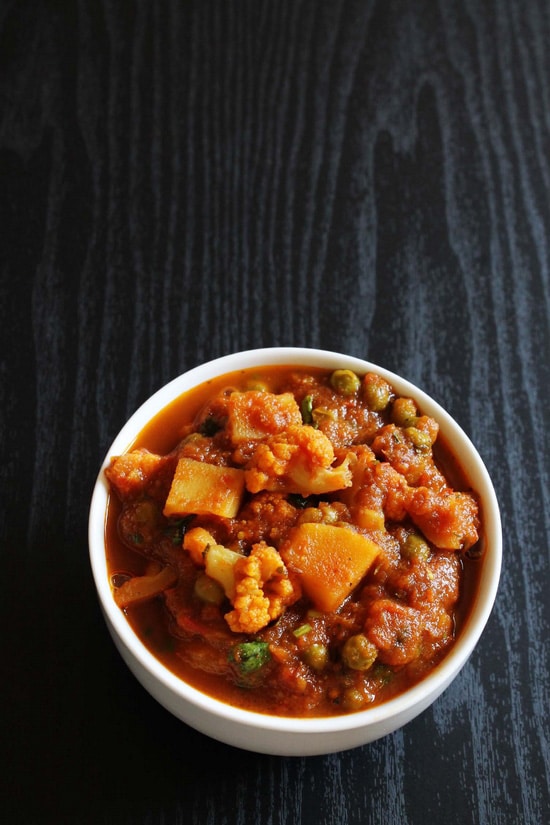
[[183, 530, 300, 630], [407, 487, 479, 551], [105, 449, 172, 499], [225, 542, 300, 634], [227, 391, 302, 443], [183, 527, 243, 599], [244, 424, 353, 496]]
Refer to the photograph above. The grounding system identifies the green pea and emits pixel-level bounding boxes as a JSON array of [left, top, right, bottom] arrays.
[[303, 643, 329, 671], [194, 573, 225, 605], [134, 499, 158, 526], [363, 376, 392, 411], [402, 533, 431, 563], [407, 427, 432, 452], [245, 378, 268, 392], [392, 397, 419, 427], [311, 406, 336, 427], [343, 687, 366, 711], [330, 369, 361, 396], [341, 634, 377, 671]]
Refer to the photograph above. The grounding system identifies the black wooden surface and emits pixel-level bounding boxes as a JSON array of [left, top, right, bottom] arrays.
[[1, 1, 549, 823]]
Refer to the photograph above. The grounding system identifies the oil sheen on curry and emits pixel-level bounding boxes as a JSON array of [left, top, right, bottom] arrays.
[[105, 366, 482, 717]]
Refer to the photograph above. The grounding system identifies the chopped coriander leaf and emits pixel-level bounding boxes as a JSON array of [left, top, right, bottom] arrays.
[[288, 493, 317, 509], [229, 641, 271, 674], [301, 395, 314, 425], [164, 516, 193, 545]]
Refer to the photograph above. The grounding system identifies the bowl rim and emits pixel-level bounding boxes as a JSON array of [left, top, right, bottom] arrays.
[[89, 346, 502, 735]]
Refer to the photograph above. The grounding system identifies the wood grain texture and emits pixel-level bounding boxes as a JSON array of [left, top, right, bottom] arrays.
[[1, 1, 549, 823]]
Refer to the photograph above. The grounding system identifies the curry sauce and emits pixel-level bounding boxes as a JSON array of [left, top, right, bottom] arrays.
[[105, 366, 482, 717]]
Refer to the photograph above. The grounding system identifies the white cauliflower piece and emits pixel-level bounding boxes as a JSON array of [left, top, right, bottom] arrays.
[[183, 527, 242, 599], [227, 390, 302, 443], [244, 424, 353, 496]]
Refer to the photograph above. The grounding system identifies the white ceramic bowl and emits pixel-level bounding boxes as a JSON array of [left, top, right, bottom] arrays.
[[89, 347, 502, 756]]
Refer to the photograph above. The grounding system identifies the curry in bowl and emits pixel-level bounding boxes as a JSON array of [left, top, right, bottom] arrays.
[[104, 364, 482, 718]]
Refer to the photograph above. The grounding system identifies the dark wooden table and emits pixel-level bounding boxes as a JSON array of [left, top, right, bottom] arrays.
[[2, 2, 549, 823]]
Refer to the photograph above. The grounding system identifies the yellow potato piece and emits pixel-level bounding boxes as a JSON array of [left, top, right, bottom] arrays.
[[281, 522, 380, 612], [164, 457, 245, 518]]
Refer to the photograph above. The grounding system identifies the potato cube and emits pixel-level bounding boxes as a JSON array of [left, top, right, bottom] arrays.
[[281, 522, 380, 612], [164, 457, 245, 518]]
